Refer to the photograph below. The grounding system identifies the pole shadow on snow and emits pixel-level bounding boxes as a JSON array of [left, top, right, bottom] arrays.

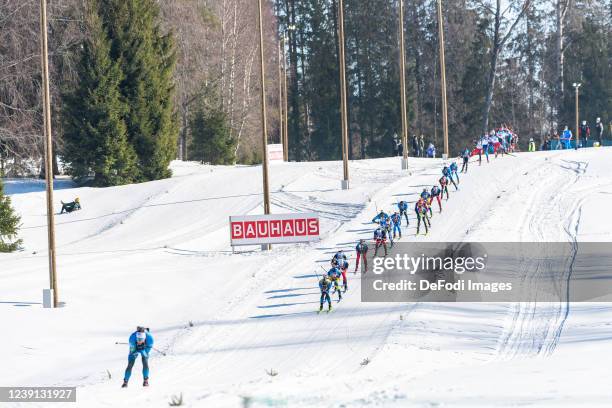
[[264, 288, 312, 294], [318, 249, 353, 256], [0, 301, 41, 306], [314, 247, 353, 253], [406, 184, 433, 189], [281, 188, 337, 194], [249, 311, 315, 319], [391, 192, 419, 197], [257, 301, 319, 309], [293, 274, 319, 279], [267, 292, 319, 299]]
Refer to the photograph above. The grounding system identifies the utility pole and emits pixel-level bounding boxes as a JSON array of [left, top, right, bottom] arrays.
[[277, 39, 284, 157], [257, 0, 271, 250], [39, 0, 58, 307], [338, 0, 350, 189], [282, 34, 289, 161], [436, 0, 449, 160], [399, 0, 409, 170], [573, 82, 581, 149]]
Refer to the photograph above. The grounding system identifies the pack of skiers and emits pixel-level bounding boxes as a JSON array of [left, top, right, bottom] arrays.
[[318, 158, 466, 312], [319, 249, 352, 312]]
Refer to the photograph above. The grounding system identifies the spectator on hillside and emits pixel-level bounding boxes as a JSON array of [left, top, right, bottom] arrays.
[[419, 135, 425, 157], [528, 138, 536, 152], [553, 131, 562, 150], [412, 135, 420, 157], [561, 126, 573, 149], [542, 136, 551, 151], [579, 120, 590, 147], [426, 143, 436, 158]]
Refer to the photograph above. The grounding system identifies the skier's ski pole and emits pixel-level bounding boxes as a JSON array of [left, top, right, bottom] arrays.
[[152, 347, 167, 356], [115, 341, 166, 356]]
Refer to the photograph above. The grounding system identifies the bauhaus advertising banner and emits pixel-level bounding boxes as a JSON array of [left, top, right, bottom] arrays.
[[230, 213, 320, 246]]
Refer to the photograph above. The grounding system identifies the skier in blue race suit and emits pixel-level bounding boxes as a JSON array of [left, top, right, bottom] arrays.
[[373, 226, 388, 257], [449, 162, 459, 184], [354, 239, 369, 273], [372, 210, 389, 224], [319, 275, 333, 312], [391, 211, 402, 239], [381, 216, 393, 247], [122, 327, 154, 388], [331, 250, 347, 266], [442, 165, 458, 190], [397, 201, 409, 226], [420, 188, 433, 217], [328, 267, 343, 301], [331, 252, 349, 292]]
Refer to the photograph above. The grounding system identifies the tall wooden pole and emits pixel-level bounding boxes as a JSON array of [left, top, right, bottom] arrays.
[[399, 0, 409, 170], [574, 84, 580, 149], [277, 39, 284, 157], [338, 0, 350, 189], [282, 35, 289, 161], [39, 0, 58, 307], [437, 0, 449, 159], [257, 0, 271, 230]]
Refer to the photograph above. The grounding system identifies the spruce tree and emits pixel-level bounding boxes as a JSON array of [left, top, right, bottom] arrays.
[[562, 17, 610, 129], [461, 14, 492, 137], [189, 103, 236, 165], [62, 7, 138, 186], [99, 0, 179, 181], [0, 179, 22, 252]]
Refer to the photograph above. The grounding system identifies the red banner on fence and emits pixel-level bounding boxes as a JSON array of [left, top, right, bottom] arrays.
[[230, 213, 320, 246]]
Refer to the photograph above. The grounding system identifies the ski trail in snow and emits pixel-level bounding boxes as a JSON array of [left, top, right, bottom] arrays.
[[496, 157, 592, 359]]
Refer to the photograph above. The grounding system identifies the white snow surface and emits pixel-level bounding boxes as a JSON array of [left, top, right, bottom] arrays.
[[2, 148, 612, 407]]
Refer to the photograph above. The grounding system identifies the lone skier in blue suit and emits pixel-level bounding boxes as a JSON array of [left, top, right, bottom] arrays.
[[122, 327, 154, 388]]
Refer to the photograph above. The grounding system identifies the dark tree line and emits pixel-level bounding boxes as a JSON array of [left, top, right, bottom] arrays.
[[0, 0, 609, 178], [276, 0, 610, 158]]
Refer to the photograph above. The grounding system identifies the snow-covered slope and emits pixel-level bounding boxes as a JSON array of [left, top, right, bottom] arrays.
[[2, 148, 612, 407]]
